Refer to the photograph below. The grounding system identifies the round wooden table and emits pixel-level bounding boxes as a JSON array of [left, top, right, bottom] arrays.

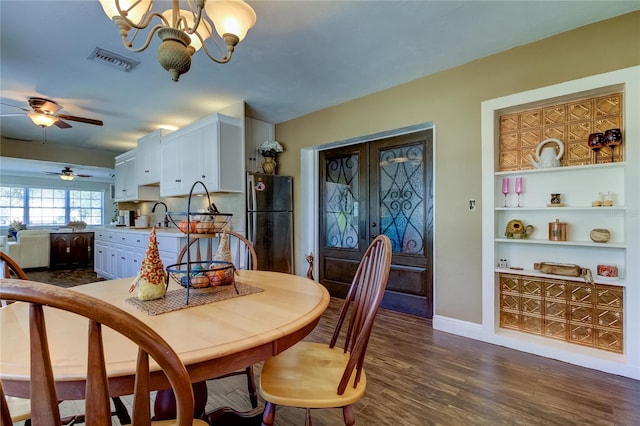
[[0, 270, 330, 419]]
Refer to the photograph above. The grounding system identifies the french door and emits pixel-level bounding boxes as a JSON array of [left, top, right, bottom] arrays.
[[319, 130, 433, 317]]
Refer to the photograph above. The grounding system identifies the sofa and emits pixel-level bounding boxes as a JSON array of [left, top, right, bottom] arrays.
[[1, 229, 51, 269]]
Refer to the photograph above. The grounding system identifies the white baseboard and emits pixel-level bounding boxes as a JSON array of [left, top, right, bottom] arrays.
[[432, 314, 485, 340], [432, 314, 640, 380]]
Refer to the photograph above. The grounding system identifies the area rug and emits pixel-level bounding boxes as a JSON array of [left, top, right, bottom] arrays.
[[25, 267, 105, 288]]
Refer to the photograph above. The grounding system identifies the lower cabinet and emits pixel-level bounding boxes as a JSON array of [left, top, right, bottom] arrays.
[[499, 273, 623, 354], [94, 228, 185, 279], [50, 232, 94, 269]]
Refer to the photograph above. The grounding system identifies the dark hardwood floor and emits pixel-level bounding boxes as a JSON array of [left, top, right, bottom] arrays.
[[203, 297, 640, 426], [45, 297, 640, 425]]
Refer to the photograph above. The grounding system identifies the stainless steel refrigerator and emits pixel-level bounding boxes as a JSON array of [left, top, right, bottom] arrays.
[[246, 172, 293, 273]]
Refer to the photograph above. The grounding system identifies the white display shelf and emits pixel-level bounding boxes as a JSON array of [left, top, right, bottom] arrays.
[[495, 162, 625, 176], [495, 238, 626, 249], [494, 267, 627, 287], [496, 206, 625, 211]]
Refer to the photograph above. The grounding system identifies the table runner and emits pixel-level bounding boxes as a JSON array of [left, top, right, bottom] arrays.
[[125, 281, 263, 316]]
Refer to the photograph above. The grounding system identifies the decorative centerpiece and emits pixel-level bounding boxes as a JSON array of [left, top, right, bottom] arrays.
[[8, 220, 26, 238], [257, 140, 284, 175], [67, 220, 87, 231]]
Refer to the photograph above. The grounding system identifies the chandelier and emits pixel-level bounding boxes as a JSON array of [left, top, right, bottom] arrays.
[[98, 0, 256, 81]]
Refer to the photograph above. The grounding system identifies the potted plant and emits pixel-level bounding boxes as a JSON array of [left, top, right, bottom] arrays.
[[257, 140, 284, 175]]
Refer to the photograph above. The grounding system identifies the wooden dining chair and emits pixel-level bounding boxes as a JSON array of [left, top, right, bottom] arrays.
[[0, 251, 28, 280], [0, 279, 209, 426], [0, 252, 33, 423], [177, 229, 259, 409], [259, 234, 392, 426]]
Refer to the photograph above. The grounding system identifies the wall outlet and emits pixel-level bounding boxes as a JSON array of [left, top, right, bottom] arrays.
[[469, 198, 476, 211]]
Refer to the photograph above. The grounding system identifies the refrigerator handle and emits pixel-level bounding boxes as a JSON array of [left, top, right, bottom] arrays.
[[247, 173, 256, 242], [247, 173, 256, 212]]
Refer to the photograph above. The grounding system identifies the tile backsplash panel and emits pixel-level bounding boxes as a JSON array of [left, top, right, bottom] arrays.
[[499, 92, 623, 171]]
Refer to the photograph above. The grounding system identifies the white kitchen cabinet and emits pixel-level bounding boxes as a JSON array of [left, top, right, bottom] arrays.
[[94, 228, 187, 280], [136, 129, 168, 185], [479, 66, 639, 378], [160, 113, 243, 197], [114, 149, 159, 202], [245, 117, 275, 173]]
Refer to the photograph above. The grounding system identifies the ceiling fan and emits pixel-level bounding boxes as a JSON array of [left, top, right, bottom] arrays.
[[0, 97, 103, 129], [45, 167, 93, 181]]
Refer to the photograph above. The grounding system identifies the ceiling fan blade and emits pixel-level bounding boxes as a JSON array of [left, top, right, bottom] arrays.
[[0, 113, 27, 117], [75, 174, 93, 178], [53, 118, 72, 129], [0, 102, 30, 112], [4, 135, 34, 142], [57, 114, 103, 126], [44, 171, 62, 175]]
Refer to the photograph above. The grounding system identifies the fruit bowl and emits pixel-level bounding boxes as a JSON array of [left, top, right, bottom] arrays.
[[166, 261, 235, 289]]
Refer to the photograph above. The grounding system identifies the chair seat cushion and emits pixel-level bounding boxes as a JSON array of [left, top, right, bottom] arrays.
[[6, 396, 31, 422], [259, 341, 367, 408]]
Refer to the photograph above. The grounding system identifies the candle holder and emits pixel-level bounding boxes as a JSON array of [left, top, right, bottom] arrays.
[[603, 128, 622, 162], [588, 132, 605, 164]]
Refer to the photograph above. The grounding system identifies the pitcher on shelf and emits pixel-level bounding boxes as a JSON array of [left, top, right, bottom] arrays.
[[529, 138, 564, 168]]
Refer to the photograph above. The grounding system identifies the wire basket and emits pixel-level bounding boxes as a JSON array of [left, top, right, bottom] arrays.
[[167, 211, 232, 235], [166, 261, 236, 290]]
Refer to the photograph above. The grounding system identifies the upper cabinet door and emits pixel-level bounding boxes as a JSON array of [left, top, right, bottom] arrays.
[[159, 113, 243, 197], [136, 129, 167, 185]]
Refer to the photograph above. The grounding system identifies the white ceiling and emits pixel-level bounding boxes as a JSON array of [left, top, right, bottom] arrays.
[[1, 1, 638, 156]]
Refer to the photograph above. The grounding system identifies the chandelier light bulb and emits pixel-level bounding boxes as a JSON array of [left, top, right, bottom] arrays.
[[98, 0, 151, 24], [205, 0, 256, 41]]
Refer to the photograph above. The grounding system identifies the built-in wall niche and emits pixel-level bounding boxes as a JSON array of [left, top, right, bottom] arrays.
[[481, 66, 639, 379]]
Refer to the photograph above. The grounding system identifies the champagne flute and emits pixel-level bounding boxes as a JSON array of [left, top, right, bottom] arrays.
[[604, 128, 622, 162], [502, 178, 510, 207], [515, 177, 523, 207]]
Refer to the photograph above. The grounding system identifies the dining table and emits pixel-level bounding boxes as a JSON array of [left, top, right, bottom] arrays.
[[0, 270, 330, 424]]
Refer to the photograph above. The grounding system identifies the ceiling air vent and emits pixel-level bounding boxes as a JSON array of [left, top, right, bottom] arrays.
[[87, 47, 140, 72]]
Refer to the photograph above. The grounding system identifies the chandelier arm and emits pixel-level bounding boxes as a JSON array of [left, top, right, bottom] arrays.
[[199, 41, 233, 64], [183, 4, 206, 36], [123, 23, 166, 52]]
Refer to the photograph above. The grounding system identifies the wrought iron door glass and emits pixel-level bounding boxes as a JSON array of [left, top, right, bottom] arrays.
[[378, 143, 424, 254], [324, 154, 359, 249]]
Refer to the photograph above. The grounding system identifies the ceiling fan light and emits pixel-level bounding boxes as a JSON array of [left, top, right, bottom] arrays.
[[98, 0, 151, 24], [60, 174, 74, 181], [205, 0, 256, 42], [27, 112, 57, 128]]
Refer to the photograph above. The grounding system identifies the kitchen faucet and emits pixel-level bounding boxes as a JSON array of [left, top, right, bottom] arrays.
[[151, 202, 169, 228]]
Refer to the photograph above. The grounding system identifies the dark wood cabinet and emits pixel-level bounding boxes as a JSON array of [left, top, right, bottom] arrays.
[[50, 232, 94, 269]]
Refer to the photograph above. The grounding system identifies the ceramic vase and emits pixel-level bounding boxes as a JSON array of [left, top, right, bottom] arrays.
[[262, 156, 277, 175]]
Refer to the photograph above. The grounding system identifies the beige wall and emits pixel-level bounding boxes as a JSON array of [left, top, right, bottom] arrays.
[[274, 12, 640, 323], [0, 138, 118, 169]]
